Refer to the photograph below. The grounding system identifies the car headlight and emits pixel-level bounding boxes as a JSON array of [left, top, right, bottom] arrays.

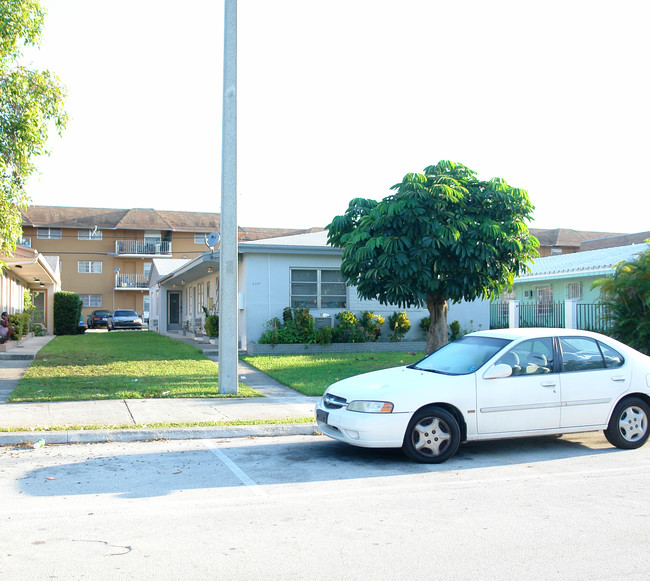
[[346, 400, 394, 413]]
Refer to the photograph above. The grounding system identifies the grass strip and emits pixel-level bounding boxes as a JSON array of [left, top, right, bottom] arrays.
[[0, 417, 315, 432], [241, 351, 423, 396], [9, 332, 260, 402]]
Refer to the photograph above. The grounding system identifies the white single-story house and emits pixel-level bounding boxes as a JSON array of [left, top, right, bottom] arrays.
[[1, 244, 61, 335], [148, 230, 490, 350]]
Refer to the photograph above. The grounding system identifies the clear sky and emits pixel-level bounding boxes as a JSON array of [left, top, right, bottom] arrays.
[[24, 0, 649, 234]]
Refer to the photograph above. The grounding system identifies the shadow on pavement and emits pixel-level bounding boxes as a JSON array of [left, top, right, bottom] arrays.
[[14, 432, 621, 499]]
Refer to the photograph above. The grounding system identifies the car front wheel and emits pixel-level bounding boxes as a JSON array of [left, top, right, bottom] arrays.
[[604, 397, 650, 450], [402, 406, 461, 463]]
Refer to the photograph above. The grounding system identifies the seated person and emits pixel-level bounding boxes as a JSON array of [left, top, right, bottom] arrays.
[[0, 311, 14, 344]]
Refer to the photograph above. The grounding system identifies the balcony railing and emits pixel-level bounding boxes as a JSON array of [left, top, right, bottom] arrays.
[[115, 240, 172, 255], [115, 273, 149, 289]]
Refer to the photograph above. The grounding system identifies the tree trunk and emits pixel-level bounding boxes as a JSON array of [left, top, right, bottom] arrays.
[[425, 295, 448, 354]]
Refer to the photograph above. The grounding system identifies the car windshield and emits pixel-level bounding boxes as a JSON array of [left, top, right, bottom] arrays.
[[114, 310, 137, 317], [413, 335, 511, 375]]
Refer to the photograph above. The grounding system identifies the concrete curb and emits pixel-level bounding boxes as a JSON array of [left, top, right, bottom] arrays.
[[0, 423, 318, 446]]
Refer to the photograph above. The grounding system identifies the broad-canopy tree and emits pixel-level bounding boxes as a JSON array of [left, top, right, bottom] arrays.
[[327, 160, 539, 354], [593, 243, 650, 355], [1, 0, 67, 265]]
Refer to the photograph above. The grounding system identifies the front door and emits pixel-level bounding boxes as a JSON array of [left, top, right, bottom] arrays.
[[168, 291, 181, 330], [477, 337, 561, 434]]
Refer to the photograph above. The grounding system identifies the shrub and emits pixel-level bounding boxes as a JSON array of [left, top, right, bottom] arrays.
[[448, 320, 462, 341], [334, 311, 365, 343], [420, 316, 430, 334], [359, 311, 385, 342], [258, 308, 315, 344], [205, 315, 219, 337], [9, 313, 29, 340], [388, 311, 411, 341], [315, 325, 334, 345], [53, 291, 83, 336]]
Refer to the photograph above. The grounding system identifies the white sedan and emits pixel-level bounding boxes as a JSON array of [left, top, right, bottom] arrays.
[[315, 328, 650, 463]]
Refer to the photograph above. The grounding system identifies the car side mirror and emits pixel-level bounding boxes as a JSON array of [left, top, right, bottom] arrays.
[[483, 363, 513, 380]]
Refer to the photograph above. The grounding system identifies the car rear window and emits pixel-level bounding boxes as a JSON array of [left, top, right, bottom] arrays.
[[413, 336, 511, 375]]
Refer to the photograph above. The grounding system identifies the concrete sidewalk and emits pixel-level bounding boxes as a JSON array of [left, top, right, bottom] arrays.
[[0, 332, 318, 446]]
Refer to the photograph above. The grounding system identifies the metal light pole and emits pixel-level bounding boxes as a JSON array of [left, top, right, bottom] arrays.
[[219, 0, 238, 394]]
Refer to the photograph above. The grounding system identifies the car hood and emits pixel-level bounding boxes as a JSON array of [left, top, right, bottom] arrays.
[[324, 365, 471, 412]]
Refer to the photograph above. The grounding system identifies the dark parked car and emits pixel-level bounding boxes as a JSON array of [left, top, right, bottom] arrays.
[[107, 309, 143, 331], [87, 309, 111, 329]]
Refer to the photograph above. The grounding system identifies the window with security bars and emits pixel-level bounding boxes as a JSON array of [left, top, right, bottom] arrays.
[[78, 260, 102, 273], [290, 269, 347, 309], [566, 282, 582, 300], [80, 294, 102, 307], [498, 291, 515, 317], [536, 284, 553, 315], [78, 229, 102, 240]]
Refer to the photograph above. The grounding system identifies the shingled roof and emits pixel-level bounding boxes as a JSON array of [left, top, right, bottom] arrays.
[[529, 228, 624, 248], [20, 206, 321, 241]]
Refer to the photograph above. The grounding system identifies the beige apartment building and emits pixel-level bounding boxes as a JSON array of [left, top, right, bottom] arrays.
[[20, 206, 310, 322]]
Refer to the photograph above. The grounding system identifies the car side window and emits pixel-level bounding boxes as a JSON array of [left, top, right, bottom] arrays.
[[599, 342, 625, 369], [560, 337, 607, 372], [496, 338, 554, 376]]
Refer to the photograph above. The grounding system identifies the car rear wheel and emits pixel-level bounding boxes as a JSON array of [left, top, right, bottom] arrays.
[[604, 397, 650, 450], [403, 406, 461, 463]]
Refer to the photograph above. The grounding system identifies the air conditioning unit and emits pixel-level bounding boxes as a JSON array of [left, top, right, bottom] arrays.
[[314, 317, 333, 329], [523, 290, 533, 299]]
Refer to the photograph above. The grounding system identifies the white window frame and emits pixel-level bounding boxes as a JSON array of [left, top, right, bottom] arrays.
[[80, 294, 102, 307], [566, 281, 582, 300], [78, 228, 103, 240], [78, 260, 103, 274], [194, 233, 209, 244], [290, 268, 347, 310], [37, 227, 62, 239]]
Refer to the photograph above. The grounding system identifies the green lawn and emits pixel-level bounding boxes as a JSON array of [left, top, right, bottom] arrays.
[[9, 332, 259, 402], [241, 351, 423, 396]]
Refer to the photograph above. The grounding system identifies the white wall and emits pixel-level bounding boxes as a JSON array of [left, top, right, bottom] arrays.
[[240, 252, 490, 348]]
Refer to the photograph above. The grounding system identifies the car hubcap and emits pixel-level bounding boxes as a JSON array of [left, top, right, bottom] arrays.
[[618, 406, 647, 442], [412, 417, 451, 457]]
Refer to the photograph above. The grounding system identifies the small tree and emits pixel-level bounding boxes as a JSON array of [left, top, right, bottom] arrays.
[[1, 0, 67, 268], [327, 160, 538, 353], [593, 244, 650, 355]]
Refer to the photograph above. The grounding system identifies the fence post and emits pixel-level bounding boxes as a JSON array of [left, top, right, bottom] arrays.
[[565, 299, 577, 329], [509, 300, 520, 328]]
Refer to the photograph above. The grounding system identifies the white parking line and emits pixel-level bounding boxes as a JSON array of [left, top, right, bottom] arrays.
[[203, 440, 266, 496]]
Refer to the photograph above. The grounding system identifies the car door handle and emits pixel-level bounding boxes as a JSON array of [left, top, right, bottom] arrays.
[[611, 375, 626, 382], [541, 381, 557, 388]]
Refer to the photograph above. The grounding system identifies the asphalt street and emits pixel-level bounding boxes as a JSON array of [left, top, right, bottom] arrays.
[[2, 431, 649, 580]]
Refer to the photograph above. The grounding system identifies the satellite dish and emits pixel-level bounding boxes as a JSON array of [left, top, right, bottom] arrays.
[[205, 232, 220, 249]]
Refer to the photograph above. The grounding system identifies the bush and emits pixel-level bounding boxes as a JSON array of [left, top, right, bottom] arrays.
[[593, 245, 650, 354], [315, 326, 334, 345], [54, 291, 83, 336], [205, 315, 219, 337], [420, 316, 430, 334], [359, 311, 385, 342], [388, 311, 411, 341], [448, 320, 462, 341], [9, 313, 29, 340], [334, 311, 365, 343], [258, 308, 315, 344]]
